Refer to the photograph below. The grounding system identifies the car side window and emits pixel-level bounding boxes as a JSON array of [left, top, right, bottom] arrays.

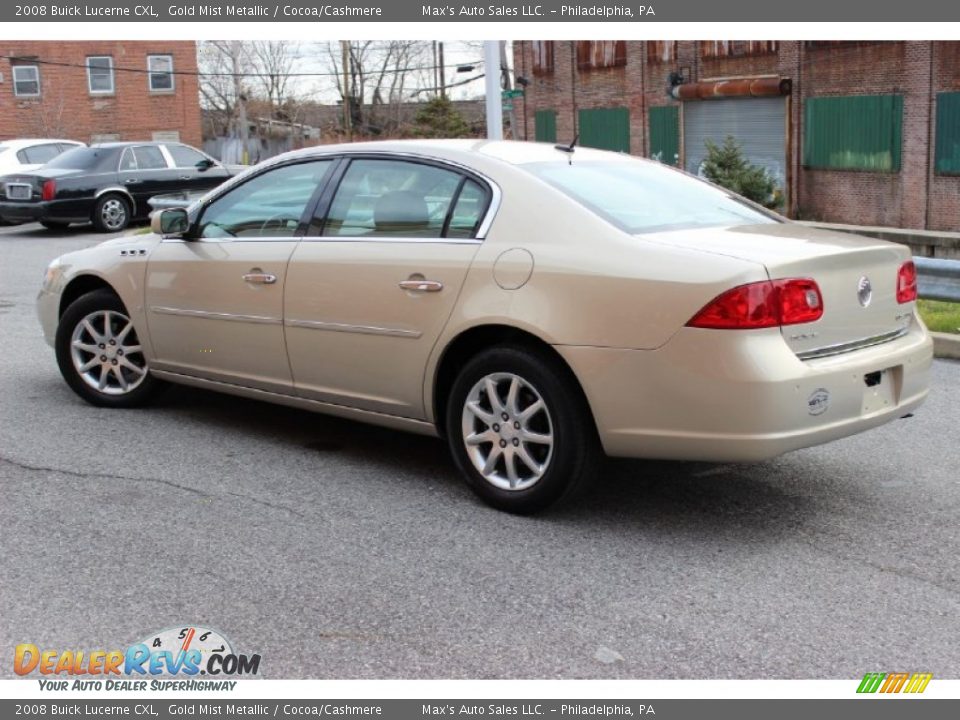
[[322, 159, 464, 239], [166, 144, 208, 168], [17, 144, 63, 165], [133, 146, 168, 170], [197, 160, 333, 239]]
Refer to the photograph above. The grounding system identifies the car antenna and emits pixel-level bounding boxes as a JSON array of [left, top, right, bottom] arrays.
[[554, 134, 579, 164]]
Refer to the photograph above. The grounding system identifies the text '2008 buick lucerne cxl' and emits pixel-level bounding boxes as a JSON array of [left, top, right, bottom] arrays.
[[36, 140, 933, 513]]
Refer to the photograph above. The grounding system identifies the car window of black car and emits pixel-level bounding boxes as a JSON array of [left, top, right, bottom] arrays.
[[166, 144, 208, 169], [132, 146, 168, 171]]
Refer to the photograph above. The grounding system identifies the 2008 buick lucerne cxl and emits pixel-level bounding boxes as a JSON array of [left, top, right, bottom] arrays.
[[37, 140, 933, 513]]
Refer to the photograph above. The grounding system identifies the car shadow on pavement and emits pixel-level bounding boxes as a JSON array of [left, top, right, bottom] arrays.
[[151, 383, 816, 539]]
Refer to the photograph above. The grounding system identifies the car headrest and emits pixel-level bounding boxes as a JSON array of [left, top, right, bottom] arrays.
[[373, 190, 429, 232]]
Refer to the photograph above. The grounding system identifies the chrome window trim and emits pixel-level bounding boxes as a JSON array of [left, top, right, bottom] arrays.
[[191, 150, 503, 244], [796, 326, 910, 361]]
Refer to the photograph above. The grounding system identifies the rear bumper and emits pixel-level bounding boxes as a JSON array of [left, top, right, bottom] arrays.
[[557, 318, 933, 462], [0, 200, 89, 224]]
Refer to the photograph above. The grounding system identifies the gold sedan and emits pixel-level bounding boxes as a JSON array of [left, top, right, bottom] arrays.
[[37, 140, 933, 513]]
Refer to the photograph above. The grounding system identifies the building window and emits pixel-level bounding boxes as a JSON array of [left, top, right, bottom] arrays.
[[12, 65, 40, 97], [934, 92, 960, 175], [532, 41, 554, 75], [803, 95, 903, 172], [576, 42, 627, 71], [700, 41, 778, 58], [578, 107, 630, 152], [534, 110, 557, 143], [647, 41, 677, 64], [148, 55, 174, 92], [86, 56, 114, 94]]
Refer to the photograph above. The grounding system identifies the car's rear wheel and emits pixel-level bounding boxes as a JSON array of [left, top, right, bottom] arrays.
[[40, 220, 70, 231], [55, 289, 162, 407], [446, 345, 600, 514], [92, 194, 131, 233]]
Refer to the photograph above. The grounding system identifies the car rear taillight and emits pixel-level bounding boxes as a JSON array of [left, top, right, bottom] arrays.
[[41, 179, 56, 201], [687, 279, 824, 330], [896, 261, 917, 304]]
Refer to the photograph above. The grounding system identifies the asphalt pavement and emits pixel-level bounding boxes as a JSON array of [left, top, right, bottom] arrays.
[[1, 221, 958, 679]]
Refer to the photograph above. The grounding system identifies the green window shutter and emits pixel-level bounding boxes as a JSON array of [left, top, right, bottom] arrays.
[[578, 107, 630, 153], [803, 95, 903, 172], [534, 109, 558, 143], [935, 92, 960, 175], [648, 105, 679, 166]]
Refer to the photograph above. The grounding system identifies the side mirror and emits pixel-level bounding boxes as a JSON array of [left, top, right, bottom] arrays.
[[196, 158, 215, 172], [151, 207, 190, 237]]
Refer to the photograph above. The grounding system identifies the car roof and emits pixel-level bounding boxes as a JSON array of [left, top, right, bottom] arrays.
[[89, 141, 186, 149], [0, 138, 85, 148], [284, 139, 640, 168]]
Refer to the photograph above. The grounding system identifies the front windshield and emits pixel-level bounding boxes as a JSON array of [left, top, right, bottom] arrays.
[[524, 160, 780, 234]]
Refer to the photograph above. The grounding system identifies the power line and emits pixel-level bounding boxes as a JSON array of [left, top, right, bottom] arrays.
[[1, 54, 486, 80]]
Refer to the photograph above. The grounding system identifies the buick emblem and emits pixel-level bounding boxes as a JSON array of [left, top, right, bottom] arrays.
[[857, 276, 873, 307]]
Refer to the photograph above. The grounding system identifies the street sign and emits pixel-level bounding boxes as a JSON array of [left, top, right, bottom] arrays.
[[502, 103, 513, 111], [501, 89, 524, 99]]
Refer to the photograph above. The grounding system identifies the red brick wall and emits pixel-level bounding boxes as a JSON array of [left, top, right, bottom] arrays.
[[514, 40, 960, 231], [0, 41, 202, 148]]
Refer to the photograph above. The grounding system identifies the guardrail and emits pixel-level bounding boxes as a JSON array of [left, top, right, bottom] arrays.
[[915, 257, 960, 303]]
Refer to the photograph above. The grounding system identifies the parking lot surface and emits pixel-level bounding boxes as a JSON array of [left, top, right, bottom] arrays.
[[1, 222, 959, 678]]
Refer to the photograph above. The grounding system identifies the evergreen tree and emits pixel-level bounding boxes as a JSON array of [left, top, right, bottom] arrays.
[[413, 97, 470, 139], [701, 135, 780, 209]]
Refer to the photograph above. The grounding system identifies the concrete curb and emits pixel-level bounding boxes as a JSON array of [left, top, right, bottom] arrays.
[[932, 332, 960, 360]]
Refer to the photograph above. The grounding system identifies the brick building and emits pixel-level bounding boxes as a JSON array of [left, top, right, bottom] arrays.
[[513, 41, 960, 232], [1, 41, 202, 148]]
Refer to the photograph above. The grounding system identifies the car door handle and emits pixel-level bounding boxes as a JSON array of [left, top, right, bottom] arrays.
[[243, 272, 277, 285], [399, 279, 443, 292], [124, 178, 140, 184], [179, 175, 191, 180]]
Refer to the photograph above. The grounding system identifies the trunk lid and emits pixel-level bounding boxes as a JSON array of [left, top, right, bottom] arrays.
[[640, 222, 915, 358], [1, 169, 82, 202]]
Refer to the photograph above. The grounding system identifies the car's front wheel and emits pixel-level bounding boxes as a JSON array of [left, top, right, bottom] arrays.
[[91, 194, 131, 232], [55, 289, 161, 407], [446, 346, 600, 514]]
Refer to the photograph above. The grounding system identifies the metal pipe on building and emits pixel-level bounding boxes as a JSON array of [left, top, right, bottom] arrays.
[[671, 77, 792, 101]]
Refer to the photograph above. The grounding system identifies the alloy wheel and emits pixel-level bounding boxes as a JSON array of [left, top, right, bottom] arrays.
[[69, 310, 147, 395], [461, 372, 554, 491]]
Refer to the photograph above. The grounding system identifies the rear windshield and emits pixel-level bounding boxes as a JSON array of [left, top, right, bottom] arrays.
[[524, 160, 780, 233], [44, 147, 117, 171]]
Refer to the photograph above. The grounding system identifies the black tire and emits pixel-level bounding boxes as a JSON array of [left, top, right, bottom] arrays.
[[445, 345, 601, 514], [40, 220, 70, 231], [55, 289, 162, 408], [91, 193, 131, 233]]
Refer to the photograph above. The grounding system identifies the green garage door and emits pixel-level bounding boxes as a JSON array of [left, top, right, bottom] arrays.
[[534, 110, 558, 143], [578, 107, 630, 153], [649, 105, 679, 166]]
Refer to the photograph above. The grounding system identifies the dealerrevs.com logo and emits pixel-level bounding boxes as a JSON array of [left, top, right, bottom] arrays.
[[15, 626, 261, 691]]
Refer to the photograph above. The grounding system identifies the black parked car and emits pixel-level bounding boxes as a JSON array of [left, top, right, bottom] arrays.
[[0, 141, 235, 232]]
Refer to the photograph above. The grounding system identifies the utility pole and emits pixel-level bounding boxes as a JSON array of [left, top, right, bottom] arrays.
[[499, 41, 517, 139], [231, 41, 249, 164], [484, 41, 503, 140], [341, 40, 352, 141], [438, 42, 446, 100]]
